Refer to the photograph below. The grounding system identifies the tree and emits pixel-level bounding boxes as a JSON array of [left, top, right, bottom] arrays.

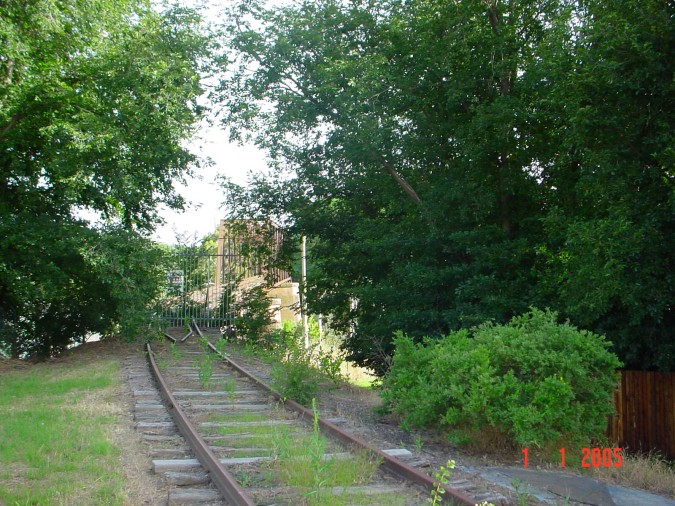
[[538, 0, 674, 370], [217, 0, 574, 373], [218, 0, 673, 372], [0, 0, 213, 357]]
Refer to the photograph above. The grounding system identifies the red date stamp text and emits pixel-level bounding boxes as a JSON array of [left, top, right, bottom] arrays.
[[522, 448, 623, 468]]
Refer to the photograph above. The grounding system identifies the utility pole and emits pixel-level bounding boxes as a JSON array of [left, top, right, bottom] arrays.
[[301, 235, 309, 349]]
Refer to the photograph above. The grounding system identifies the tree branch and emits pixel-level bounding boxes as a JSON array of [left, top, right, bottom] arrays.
[[0, 112, 23, 139], [4, 58, 14, 85], [370, 149, 421, 205], [233, 19, 423, 207]]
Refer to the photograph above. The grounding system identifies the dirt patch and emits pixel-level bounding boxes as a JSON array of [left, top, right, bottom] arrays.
[[0, 358, 31, 374]]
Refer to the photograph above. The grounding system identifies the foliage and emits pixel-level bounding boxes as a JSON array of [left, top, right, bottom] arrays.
[[83, 228, 167, 341], [0, 0, 213, 357], [535, 0, 674, 371], [0, 225, 166, 357], [316, 344, 346, 386], [216, 0, 673, 372], [264, 320, 345, 404], [271, 399, 381, 505], [196, 353, 213, 388], [216, 0, 566, 373], [428, 460, 456, 506], [233, 285, 276, 346], [270, 338, 323, 405], [381, 309, 622, 449]]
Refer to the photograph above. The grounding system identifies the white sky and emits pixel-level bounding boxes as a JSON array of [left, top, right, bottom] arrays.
[[151, 0, 269, 245], [151, 124, 267, 245]]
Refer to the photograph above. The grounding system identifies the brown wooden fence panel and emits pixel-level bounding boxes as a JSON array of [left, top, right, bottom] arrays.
[[607, 370, 675, 459]]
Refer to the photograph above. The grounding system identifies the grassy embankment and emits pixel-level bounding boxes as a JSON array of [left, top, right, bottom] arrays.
[[0, 356, 125, 505]]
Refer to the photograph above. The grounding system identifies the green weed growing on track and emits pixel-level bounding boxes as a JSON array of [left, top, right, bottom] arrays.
[[196, 353, 213, 388], [169, 341, 182, 362], [270, 398, 383, 505], [428, 460, 455, 505]]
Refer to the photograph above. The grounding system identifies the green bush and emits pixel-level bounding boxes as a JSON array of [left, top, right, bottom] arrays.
[[271, 340, 322, 405], [233, 285, 275, 347], [381, 308, 622, 449]]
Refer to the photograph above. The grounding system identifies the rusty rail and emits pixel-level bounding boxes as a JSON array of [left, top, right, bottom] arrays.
[[190, 318, 204, 339], [145, 342, 256, 506], [202, 336, 476, 505]]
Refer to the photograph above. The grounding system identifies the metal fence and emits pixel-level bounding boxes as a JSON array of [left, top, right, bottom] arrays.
[[157, 220, 291, 328], [159, 253, 232, 327]]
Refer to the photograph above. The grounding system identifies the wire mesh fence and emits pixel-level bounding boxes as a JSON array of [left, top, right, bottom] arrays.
[[156, 221, 291, 328]]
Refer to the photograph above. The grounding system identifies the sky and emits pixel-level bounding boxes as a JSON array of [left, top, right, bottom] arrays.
[[151, 122, 268, 245], [150, 0, 270, 245]]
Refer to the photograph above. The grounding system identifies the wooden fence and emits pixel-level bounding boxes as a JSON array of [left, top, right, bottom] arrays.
[[607, 370, 675, 460]]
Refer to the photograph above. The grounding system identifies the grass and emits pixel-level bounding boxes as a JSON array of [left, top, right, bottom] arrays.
[[270, 399, 384, 506], [195, 353, 213, 388], [208, 411, 280, 423], [591, 451, 675, 498], [0, 360, 125, 505], [213, 418, 285, 436], [348, 377, 376, 388], [340, 361, 378, 389], [223, 377, 237, 400], [209, 435, 272, 447]]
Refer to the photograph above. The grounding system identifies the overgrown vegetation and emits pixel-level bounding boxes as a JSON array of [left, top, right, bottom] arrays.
[[381, 309, 622, 451], [233, 285, 277, 347], [0, 0, 213, 358], [254, 320, 346, 406], [271, 340, 324, 405], [4, 0, 670, 375], [271, 399, 383, 505]]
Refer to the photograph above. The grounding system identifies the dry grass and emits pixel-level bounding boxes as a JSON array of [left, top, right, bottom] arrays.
[[79, 380, 167, 506], [340, 361, 378, 388], [591, 451, 675, 498], [0, 358, 31, 373]]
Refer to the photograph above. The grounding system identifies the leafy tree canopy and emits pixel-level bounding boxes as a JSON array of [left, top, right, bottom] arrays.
[[0, 0, 215, 357], [217, 0, 673, 372]]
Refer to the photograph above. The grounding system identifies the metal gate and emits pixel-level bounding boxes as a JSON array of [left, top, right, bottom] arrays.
[[157, 220, 290, 328]]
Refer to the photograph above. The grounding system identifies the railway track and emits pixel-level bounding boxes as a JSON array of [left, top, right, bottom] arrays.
[[125, 323, 506, 505]]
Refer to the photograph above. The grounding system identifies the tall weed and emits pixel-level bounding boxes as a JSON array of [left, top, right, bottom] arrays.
[[270, 341, 322, 405], [269, 325, 345, 405]]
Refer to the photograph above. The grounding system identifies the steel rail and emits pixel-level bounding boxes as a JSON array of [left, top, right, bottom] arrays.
[[145, 342, 256, 506], [190, 318, 204, 339], [202, 338, 476, 506]]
